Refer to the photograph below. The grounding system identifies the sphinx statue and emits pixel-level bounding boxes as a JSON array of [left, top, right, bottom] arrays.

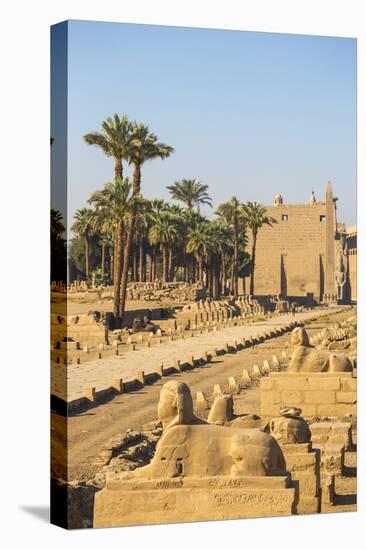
[[208, 394, 260, 429], [207, 394, 234, 425], [289, 327, 352, 373], [335, 252, 347, 302], [157, 381, 205, 431], [122, 381, 286, 479]]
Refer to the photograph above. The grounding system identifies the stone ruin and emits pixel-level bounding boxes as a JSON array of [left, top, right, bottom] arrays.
[[93, 381, 296, 527], [264, 407, 320, 513], [94, 378, 350, 527], [288, 327, 353, 373], [182, 295, 264, 315], [314, 316, 356, 354], [51, 311, 106, 352], [260, 326, 356, 418], [259, 322, 356, 510], [125, 281, 207, 303]]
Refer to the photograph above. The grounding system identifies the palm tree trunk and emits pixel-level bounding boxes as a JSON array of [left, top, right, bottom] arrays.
[[115, 158, 122, 179], [84, 237, 89, 278], [208, 264, 213, 296], [221, 251, 226, 295], [250, 233, 257, 296], [162, 244, 169, 283], [101, 242, 105, 279], [143, 249, 147, 282], [139, 240, 144, 282], [119, 164, 141, 319], [233, 218, 239, 299], [110, 247, 114, 283], [113, 221, 124, 317], [168, 247, 173, 282], [119, 222, 133, 318], [153, 253, 157, 281], [148, 252, 153, 282], [133, 164, 141, 195], [133, 242, 138, 282], [199, 257, 203, 285], [112, 232, 118, 285], [212, 257, 220, 299]]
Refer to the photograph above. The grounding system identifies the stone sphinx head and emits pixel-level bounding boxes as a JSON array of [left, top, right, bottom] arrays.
[[207, 394, 234, 425], [291, 327, 310, 347], [157, 381, 195, 431]]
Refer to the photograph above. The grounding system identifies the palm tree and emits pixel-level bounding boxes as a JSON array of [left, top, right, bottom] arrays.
[[129, 123, 174, 196], [84, 114, 135, 309], [89, 177, 134, 316], [119, 123, 174, 318], [90, 208, 113, 281], [186, 222, 212, 286], [242, 201, 277, 295], [167, 179, 212, 212], [83, 114, 133, 179], [149, 211, 180, 283], [134, 199, 152, 282], [71, 208, 95, 278], [51, 209, 66, 283], [216, 197, 243, 299], [51, 209, 65, 239], [208, 220, 232, 298]]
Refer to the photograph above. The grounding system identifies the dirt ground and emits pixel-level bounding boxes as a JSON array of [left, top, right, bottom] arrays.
[[51, 308, 355, 487]]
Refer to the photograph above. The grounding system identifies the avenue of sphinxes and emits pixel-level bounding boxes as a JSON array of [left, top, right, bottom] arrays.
[[93, 313, 357, 527]]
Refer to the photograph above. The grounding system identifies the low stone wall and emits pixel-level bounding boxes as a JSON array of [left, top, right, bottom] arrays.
[[260, 372, 356, 418], [51, 312, 106, 348], [93, 475, 295, 527]]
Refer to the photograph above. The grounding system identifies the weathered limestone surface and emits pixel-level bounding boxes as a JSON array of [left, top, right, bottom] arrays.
[[265, 409, 320, 514], [260, 372, 356, 418], [94, 476, 295, 527], [282, 443, 320, 514], [310, 421, 353, 451]]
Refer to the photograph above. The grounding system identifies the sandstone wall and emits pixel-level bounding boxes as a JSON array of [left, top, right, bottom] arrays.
[[245, 203, 328, 300], [260, 372, 356, 418]]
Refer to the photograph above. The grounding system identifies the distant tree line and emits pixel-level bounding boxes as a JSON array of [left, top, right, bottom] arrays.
[[60, 114, 276, 320]]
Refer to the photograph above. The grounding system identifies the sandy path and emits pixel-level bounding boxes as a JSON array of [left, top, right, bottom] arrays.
[[53, 308, 343, 403], [52, 309, 353, 482]]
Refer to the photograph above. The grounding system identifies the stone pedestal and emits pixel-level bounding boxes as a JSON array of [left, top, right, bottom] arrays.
[[281, 442, 320, 514], [94, 475, 295, 528], [310, 421, 353, 478], [310, 421, 353, 451], [260, 373, 356, 418]]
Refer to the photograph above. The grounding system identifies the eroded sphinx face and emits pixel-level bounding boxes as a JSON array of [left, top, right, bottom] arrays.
[[157, 381, 194, 431], [157, 388, 177, 430]]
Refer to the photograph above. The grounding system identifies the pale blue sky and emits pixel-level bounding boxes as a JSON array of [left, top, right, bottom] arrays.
[[66, 20, 356, 231]]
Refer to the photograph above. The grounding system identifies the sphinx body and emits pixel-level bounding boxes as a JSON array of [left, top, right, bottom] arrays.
[[123, 381, 286, 480], [289, 327, 352, 373], [124, 423, 286, 480]]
